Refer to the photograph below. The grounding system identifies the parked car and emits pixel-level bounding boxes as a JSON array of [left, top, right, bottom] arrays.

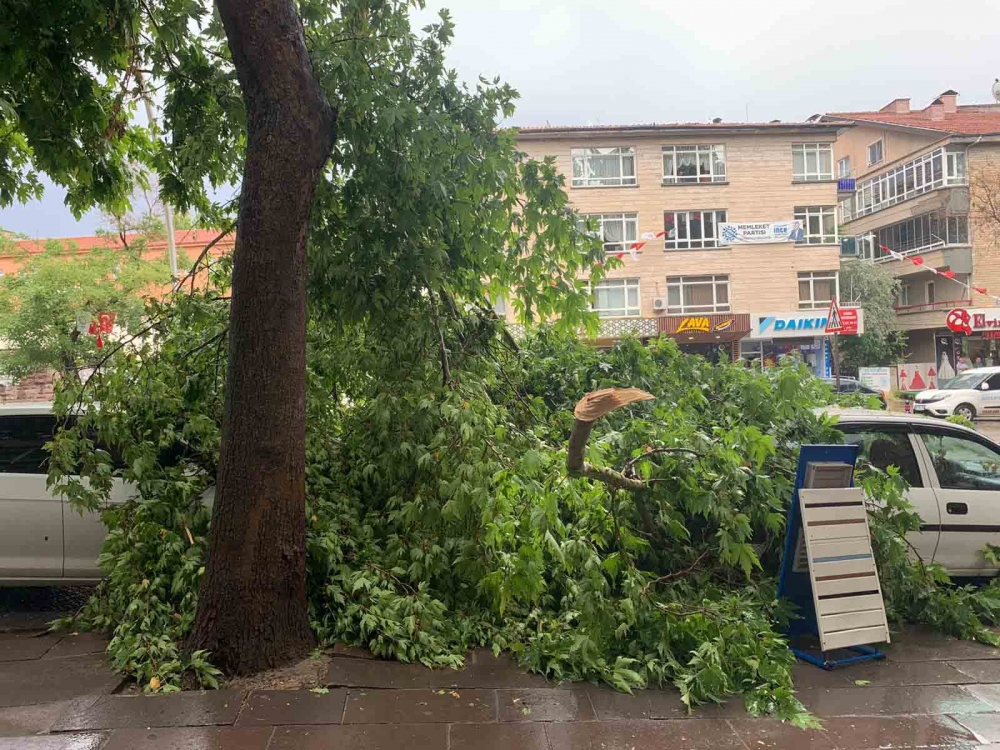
[[913, 366, 1000, 420], [0, 403, 212, 586], [831, 408, 1000, 577], [819, 376, 888, 409]]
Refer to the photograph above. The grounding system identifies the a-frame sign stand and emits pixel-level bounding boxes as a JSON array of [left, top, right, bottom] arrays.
[[777, 444, 889, 670]]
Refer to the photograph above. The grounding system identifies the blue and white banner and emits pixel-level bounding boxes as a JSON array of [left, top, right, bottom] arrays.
[[751, 309, 865, 339], [719, 220, 804, 245]]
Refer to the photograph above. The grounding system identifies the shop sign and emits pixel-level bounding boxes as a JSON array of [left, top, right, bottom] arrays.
[[825, 300, 862, 336], [751, 308, 863, 339], [859, 367, 892, 395], [719, 220, 804, 245], [676, 316, 734, 334], [946, 307, 1000, 335]]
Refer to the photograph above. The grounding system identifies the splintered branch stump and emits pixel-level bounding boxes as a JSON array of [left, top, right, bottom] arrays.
[[566, 387, 654, 492]]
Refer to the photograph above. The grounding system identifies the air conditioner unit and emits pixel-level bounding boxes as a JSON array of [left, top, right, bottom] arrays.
[[652, 298, 667, 312]]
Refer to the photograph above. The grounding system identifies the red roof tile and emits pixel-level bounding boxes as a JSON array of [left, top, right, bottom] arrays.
[[7, 229, 235, 257], [516, 121, 838, 134], [825, 106, 1000, 135]]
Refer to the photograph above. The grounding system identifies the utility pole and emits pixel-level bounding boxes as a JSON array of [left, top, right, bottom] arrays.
[[136, 73, 179, 279], [833, 334, 841, 390]]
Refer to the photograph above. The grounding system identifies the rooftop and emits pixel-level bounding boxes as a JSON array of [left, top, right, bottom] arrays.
[[826, 89, 1000, 135], [516, 121, 844, 138], [7, 229, 234, 257]]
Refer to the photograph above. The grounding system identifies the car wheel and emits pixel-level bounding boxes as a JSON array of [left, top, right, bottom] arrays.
[[955, 404, 976, 420]]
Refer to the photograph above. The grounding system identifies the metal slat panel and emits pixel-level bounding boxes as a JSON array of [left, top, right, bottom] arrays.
[[815, 574, 880, 597], [821, 609, 886, 633], [811, 556, 876, 578], [809, 538, 876, 559], [807, 521, 871, 541], [817, 593, 886, 616], [821, 625, 890, 651], [802, 504, 868, 524]]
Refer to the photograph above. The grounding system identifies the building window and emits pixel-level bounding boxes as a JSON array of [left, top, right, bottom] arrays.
[[867, 139, 884, 166], [868, 211, 970, 259], [576, 213, 638, 254], [792, 143, 834, 181], [571, 147, 637, 188], [898, 283, 910, 307], [798, 271, 839, 310], [794, 206, 838, 245], [591, 278, 641, 318], [662, 145, 726, 183], [837, 156, 851, 178], [844, 147, 968, 221], [926, 281, 935, 305], [666, 275, 730, 314], [664, 210, 727, 250]]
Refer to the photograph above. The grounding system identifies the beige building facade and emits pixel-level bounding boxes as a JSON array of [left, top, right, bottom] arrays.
[[515, 122, 850, 374], [824, 90, 1000, 376]]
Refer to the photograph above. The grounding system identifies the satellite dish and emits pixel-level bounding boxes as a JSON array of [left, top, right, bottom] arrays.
[[994, 78, 1000, 103]]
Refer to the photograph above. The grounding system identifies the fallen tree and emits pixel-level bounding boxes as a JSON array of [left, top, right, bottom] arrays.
[[49, 290, 1000, 723]]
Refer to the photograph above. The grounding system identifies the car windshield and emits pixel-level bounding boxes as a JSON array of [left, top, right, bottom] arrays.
[[939, 373, 988, 390]]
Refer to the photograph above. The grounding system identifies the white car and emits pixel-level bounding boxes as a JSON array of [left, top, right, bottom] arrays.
[[834, 408, 1000, 577], [913, 366, 1000, 420], [0, 403, 212, 586]]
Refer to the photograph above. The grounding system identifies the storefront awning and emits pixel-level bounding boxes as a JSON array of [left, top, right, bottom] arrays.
[[658, 313, 751, 343]]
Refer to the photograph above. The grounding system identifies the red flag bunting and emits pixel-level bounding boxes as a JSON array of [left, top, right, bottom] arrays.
[[629, 241, 646, 251], [910, 256, 925, 266], [941, 269, 956, 279], [616, 252, 625, 259], [974, 286, 989, 295]]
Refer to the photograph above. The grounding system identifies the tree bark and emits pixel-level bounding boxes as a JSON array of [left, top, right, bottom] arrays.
[[187, 0, 335, 674]]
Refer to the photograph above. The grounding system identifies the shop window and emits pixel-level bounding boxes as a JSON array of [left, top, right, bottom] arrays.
[[591, 278, 640, 318], [576, 213, 638, 255], [798, 271, 838, 310], [662, 145, 726, 183], [666, 275, 730, 314], [663, 210, 727, 250], [571, 147, 637, 188]]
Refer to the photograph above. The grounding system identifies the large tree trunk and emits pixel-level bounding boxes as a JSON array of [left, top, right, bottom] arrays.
[[187, 0, 335, 674]]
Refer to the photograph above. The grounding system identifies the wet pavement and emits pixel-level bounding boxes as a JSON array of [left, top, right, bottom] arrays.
[[3, 626, 1000, 748]]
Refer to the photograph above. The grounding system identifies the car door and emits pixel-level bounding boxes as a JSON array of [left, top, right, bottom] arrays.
[[975, 373, 1000, 418], [913, 426, 1000, 576], [0, 413, 64, 581], [838, 422, 941, 564]]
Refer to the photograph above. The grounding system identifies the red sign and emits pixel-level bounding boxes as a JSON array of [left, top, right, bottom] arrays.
[[947, 308, 973, 335], [984, 331, 1000, 340], [824, 300, 860, 335]]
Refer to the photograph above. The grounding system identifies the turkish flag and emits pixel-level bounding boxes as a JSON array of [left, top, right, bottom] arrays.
[[941, 270, 956, 279], [98, 312, 116, 333], [911, 256, 925, 266], [975, 286, 989, 294]]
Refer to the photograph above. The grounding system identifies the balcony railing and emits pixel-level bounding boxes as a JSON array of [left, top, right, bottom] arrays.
[[839, 147, 968, 223], [837, 178, 856, 192], [894, 299, 971, 315]]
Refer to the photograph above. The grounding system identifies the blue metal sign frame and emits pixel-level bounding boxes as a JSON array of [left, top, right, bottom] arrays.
[[777, 444, 886, 670]]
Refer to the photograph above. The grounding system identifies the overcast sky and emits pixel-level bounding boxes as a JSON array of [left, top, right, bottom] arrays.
[[3, 0, 999, 238]]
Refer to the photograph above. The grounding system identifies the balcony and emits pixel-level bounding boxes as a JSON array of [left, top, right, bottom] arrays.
[[892, 299, 971, 332], [839, 147, 968, 224], [837, 178, 856, 195]]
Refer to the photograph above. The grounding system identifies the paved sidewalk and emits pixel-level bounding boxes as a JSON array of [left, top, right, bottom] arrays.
[[4, 627, 1000, 748]]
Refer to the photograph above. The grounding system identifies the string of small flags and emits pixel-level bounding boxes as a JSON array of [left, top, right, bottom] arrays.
[[74, 311, 117, 349], [878, 245, 1000, 307]]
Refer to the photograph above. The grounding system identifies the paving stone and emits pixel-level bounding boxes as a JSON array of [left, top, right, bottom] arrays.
[[497, 688, 594, 722], [965, 686, 1000, 711], [453, 651, 552, 689], [886, 641, 1000, 663], [449, 722, 547, 750], [0, 654, 122, 708], [40, 634, 108, 660], [268, 723, 447, 749], [791, 663, 855, 689], [100, 726, 273, 750], [331, 644, 377, 660], [0, 698, 98, 737], [822, 715, 979, 749], [727, 718, 836, 749], [0, 632, 59, 663], [797, 685, 996, 718], [327, 658, 445, 689], [952, 713, 1000, 744], [51, 690, 243, 731], [835, 659, 974, 687], [0, 735, 109, 750], [343, 688, 495, 724], [953, 662, 1000, 683], [545, 719, 744, 749], [234, 689, 347, 726], [585, 686, 687, 720]]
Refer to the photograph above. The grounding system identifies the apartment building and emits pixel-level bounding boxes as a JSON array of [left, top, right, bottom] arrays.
[[824, 90, 1000, 379], [514, 121, 856, 375]]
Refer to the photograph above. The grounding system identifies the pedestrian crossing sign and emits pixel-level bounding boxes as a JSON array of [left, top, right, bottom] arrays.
[[825, 299, 844, 334]]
